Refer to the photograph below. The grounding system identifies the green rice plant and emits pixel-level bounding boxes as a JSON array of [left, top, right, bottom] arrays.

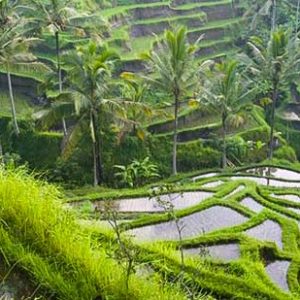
[[102, 201, 140, 293], [0, 166, 187, 299]]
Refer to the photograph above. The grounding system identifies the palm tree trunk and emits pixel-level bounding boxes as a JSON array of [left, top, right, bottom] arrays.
[[91, 110, 104, 186], [0, 137, 3, 164], [7, 71, 20, 135], [296, 0, 300, 40], [271, 0, 276, 31], [55, 31, 67, 137], [222, 113, 227, 169], [268, 85, 278, 160], [172, 93, 179, 175], [231, 0, 235, 18], [221, 113, 227, 169]]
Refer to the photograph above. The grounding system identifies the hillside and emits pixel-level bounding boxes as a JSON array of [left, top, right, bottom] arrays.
[[2, 1, 300, 298]]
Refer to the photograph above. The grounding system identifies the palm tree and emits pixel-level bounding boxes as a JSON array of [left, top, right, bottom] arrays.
[[143, 27, 199, 175], [61, 42, 119, 186], [23, 0, 106, 136], [245, 0, 277, 31], [0, 24, 49, 135], [200, 60, 256, 168], [119, 72, 152, 139], [239, 29, 300, 159], [296, 0, 300, 39]]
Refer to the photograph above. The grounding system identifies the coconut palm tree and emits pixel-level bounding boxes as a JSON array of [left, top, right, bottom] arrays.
[[56, 42, 120, 186], [239, 29, 300, 160], [199, 60, 256, 168], [119, 72, 153, 139], [0, 24, 49, 135], [23, 0, 106, 136], [143, 27, 200, 175], [58, 42, 152, 186]]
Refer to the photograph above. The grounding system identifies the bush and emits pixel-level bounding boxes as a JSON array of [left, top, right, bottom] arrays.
[[14, 131, 62, 170], [114, 157, 159, 187], [226, 136, 248, 164], [274, 145, 298, 163], [177, 141, 221, 172]]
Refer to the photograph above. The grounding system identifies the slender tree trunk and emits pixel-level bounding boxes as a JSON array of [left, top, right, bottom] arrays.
[[268, 84, 278, 160], [91, 109, 104, 186], [296, 0, 300, 40], [7, 71, 20, 135], [271, 0, 276, 31], [231, 0, 235, 18], [55, 31, 67, 136], [0, 137, 3, 164], [172, 92, 179, 175], [221, 113, 227, 169]]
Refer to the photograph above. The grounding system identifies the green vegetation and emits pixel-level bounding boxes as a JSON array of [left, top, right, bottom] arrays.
[[1, 0, 300, 298]]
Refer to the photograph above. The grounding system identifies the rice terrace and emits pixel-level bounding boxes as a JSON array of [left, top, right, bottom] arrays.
[[2, 0, 300, 299]]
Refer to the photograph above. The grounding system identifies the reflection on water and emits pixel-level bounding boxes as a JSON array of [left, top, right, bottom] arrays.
[[184, 243, 240, 262], [265, 260, 290, 291], [201, 181, 223, 188], [240, 197, 264, 213], [271, 193, 300, 203], [245, 220, 282, 249], [192, 172, 218, 182], [225, 185, 244, 199], [128, 206, 248, 241], [231, 176, 300, 188], [245, 167, 300, 181], [91, 191, 213, 213]]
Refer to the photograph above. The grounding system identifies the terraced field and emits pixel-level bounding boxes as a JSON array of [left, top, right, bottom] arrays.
[[68, 165, 300, 299], [104, 0, 243, 71]]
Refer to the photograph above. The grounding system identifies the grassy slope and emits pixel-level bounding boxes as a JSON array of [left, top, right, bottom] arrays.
[[2, 164, 300, 299], [0, 168, 187, 300]]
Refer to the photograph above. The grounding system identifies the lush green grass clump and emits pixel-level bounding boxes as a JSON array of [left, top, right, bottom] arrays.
[[0, 167, 187, 299]]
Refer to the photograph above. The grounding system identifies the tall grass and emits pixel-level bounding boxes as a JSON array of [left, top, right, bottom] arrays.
[[0, 167, 186, 299]]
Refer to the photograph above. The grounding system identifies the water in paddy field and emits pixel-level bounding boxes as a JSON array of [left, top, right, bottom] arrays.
[[244, 167, 300, 181], [91, 191, 213, 213], [128, 206, 248, 241], [231, 176, 300, 188], [288, 207, 300, 215], [192, 172, 218, 182], [201, 180, 224, 188], [245, 220, 283, 249], [240, 197, 264, 213], [224, 185, 245, 199], [271, 193, 300, 204], [183, 243, 240, 262], [265, 260, 290, 291]]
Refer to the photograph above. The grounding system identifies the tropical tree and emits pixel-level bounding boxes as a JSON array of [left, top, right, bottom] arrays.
[[143, 27, 200, 175], [119, 72, 153, 139], [23, 0, 106, 136], [239, 29, 300, 159], [199, 60, 256, 168], [0, 24, 49, 135], [51, 41, 120, 186], [0, 0, 9, 26]]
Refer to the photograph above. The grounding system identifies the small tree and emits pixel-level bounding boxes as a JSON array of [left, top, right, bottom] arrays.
[[151, 184, 185, 273], [143, 27, 200, 175], [23, 0, 106, 135], [199, 60, 256, 168], [114, 157, 159, 188], [239, 29, 300, 159], [103, 202, 139, 293], [0, 23, 49, 135]]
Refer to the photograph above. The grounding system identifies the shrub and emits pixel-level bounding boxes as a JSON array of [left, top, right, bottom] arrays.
[[177, 141, 221, 172], [274, 145, 298, 163], [114, 157, 159, 187]]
